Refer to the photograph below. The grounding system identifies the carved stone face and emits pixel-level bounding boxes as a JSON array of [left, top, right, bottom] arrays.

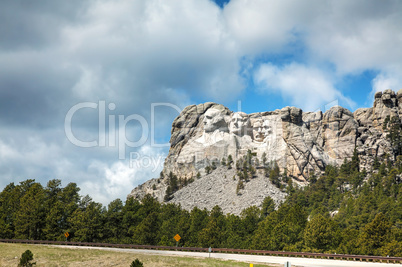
[[252, 119, 272, 142], [203, 108, 228, 133], [253, 120, 264, 142], [262, 120, 272, 138], [229, 112, 250, 136]]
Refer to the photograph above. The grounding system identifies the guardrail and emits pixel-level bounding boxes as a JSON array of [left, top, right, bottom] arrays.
[[1, 239, 401, 264]]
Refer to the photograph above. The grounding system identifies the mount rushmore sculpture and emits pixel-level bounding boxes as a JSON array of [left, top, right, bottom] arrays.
[[163, 89, 402, 181], [165, 105, 346, 181], [129, 89, 402, 206]]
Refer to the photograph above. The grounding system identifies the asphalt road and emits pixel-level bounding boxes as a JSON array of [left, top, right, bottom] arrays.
[[54, 245, 397, 267]]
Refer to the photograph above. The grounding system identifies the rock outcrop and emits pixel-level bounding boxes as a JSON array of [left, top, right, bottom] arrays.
[[128, 89, 402, 214]]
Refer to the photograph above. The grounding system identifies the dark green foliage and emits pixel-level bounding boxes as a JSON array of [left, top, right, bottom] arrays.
[[262, 152, 267, 167], [130, 258, 143, 267], [0, 183, 19, 238], [164, 186, 173, 202], [186, 207, 208, 246], [240, 206, 261, 246], [18, 250, 36, 267], [373, 156, 380, 169], [165, 172, 184, 201], [227, 155, 233, 169], [1, 154, 402, 257], [269, 161, 280, 188], [104, 199, 124, 242], [15, 183, 45, 239], [235, 151, 259, 181], [309, 173, 317, 184], [384, 116, 402, 158], [198, 206, 225, 248], [340, 158, 351, 175], [205, 165, 212, 174], [168, 172, 178, 191], [132, 212, 160, 245], [68, 196, 104, 242], [261, 196, 275, 218], [236, 180, 244, 195], [304, 214, 341, 252], [252, 204, 307, 251], [250, 166, 256, 177], [211, 161, 217, 170], [358, 213, 392, 255], [351, 147, 360, 172]]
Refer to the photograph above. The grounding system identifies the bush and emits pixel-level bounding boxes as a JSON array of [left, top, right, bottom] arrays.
[[18, 250, 36, 267], [236, 180, 244, 195], [130, 258, 144, 267], [205, 165, 212, 174]]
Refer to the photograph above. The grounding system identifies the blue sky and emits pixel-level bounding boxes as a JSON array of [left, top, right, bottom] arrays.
[[198, 0, 398, 114], [0, 0, 402, 205]]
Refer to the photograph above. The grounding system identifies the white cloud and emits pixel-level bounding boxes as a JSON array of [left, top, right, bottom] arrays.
[[254, 63, 354, 111], [372, 74, 402, 94], [305, 0, 402, 74], [227, 0, 402, 108], [221, 0, 402, 77], [0, 127, 167, 206], [1, 0, 402, 206], [223, 0, 320, 54], [370, 68, 402, 102], [81, 145, 166, 205], [0, 0, 245, 205], [60, 0, 243, 102]]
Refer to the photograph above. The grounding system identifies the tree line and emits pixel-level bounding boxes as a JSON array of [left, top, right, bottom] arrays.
[[1, 155, 402, 256]]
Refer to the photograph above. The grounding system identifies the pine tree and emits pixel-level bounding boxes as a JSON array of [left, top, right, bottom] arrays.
[[236, 180, 244, 195], [262, 152, 267, 167], [385, 116, 402, 158], [164, 186, 172, 202], [0, 183, 19, 238], [104, 199, 124, 242], [250, 166, 256, 177], [261, 196, 275, 218], [205, 165, 212, 174], [130, 259, 143, 267], [187, 207, 209, 246], [351, 147, 360, 172], [43, 179, 65, 240], [373, 156, 380, 170], [68, 198, 104, 242], [211, 161, 217, 170], [131, 212, 160, 245], [227, 155, 233, 169], [303, 214, 341, 252], [18, 250, 35, 267], [358, 213, 392, 255], [269, 161, 280, 188], [15, 182, 45, 240]]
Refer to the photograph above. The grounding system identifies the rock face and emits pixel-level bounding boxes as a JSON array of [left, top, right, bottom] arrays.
[[163, 104, 358, 181], [169, 167, 286, 216], [128, 89, 402, 214]]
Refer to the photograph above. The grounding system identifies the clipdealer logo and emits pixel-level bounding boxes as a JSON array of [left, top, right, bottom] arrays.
[[64, 101, 181, 160]]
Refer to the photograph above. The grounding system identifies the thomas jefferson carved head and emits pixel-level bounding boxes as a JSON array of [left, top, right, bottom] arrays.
[[229, 112, 251, 136]]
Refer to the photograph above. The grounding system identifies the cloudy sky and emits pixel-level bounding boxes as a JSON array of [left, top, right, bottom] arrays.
[[1, 0, 402, 205]]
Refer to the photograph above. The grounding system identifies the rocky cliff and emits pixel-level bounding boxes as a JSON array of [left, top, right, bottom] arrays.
[[128, 89, 402, 215]]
